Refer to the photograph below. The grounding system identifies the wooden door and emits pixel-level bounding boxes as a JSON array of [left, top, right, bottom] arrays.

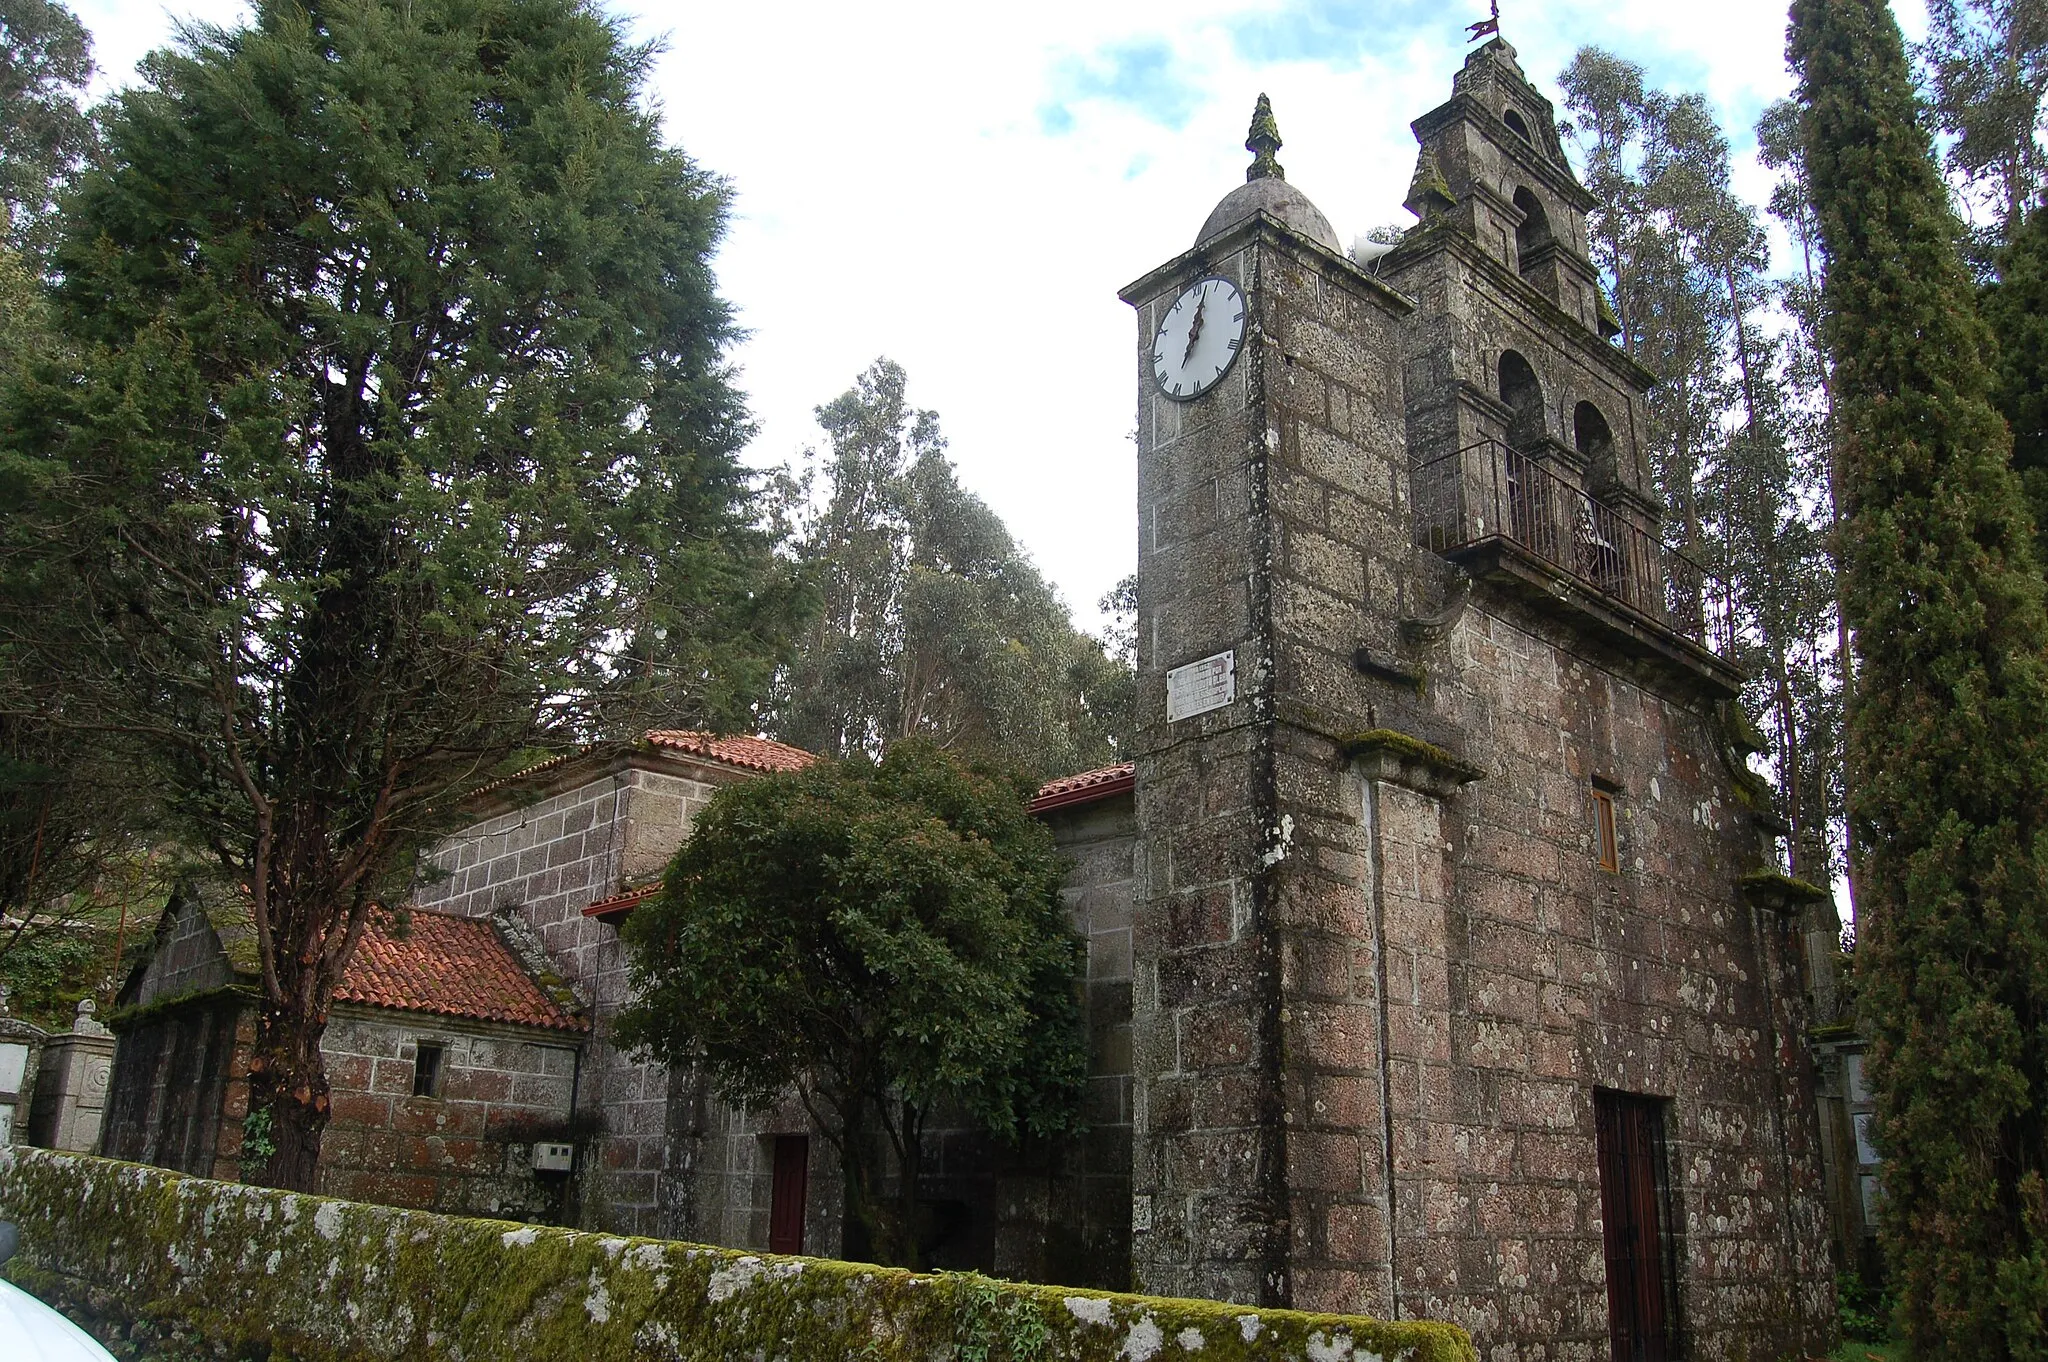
[[769, 1134, 809, 1255], [1595, 1091, 1675, 1362]]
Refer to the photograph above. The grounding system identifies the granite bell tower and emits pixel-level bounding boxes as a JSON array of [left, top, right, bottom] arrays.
[[1119, 39, 1837, 1361]]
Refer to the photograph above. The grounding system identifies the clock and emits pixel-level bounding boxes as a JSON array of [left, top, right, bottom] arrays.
[[1151, 276, 1246, 402]]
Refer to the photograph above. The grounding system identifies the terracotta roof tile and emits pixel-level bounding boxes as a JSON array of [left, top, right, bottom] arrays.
[[1029, 762, 1136, 813], [642, 730, 817, 773], [336, 910, 587, 1033], [469, 731, 818, 805], [582, 883, 662, 923]]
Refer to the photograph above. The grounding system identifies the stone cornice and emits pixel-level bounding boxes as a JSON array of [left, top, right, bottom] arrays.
[[1445, 537, 1746, 702], [1382, 225, 1659, 392], [1119, 213, 1415, 317], [1340, 729, 1485, 799], [1410, 93, 1600, 212], [453, 743, 750, 821]]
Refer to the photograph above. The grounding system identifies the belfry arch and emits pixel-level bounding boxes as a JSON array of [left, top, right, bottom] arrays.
[[1498, 349, 1545, 448], [1512, 186, 1551, 274]]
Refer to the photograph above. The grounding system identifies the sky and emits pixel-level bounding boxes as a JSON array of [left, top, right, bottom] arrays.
[[71, 0, 1930, 634]]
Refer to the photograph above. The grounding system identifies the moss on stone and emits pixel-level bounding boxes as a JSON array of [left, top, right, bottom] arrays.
[[101, 983, 258, 1034], [1339, 729, 1484, 785], [0, 1149, 1475, 1362], [1738, 870, 1831, 912]]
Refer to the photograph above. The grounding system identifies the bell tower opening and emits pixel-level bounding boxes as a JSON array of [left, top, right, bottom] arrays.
[[1574, 400, 1615, 463], [1513, 186, 1552, 275], [1498, 349, 1544, 448], [1502, 107, 1534, 142]]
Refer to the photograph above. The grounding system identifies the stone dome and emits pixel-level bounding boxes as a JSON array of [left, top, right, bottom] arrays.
[[1195, 167, 1341, 254]]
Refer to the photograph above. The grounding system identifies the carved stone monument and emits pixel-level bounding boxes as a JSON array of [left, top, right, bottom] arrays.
[[28, 998, 116, 1154]]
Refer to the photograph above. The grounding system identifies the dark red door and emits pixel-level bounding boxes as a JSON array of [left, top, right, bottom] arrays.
[[769, 1135, 809, 1255], [1595, 1091, 1675, 1362]]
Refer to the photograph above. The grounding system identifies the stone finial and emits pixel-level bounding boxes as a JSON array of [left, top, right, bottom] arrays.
[[1246, 94, 1284, 182], [1403, 145, 1456, 220], [74, 997, 110, 1038]]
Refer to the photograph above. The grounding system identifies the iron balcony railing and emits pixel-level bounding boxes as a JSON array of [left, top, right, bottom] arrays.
[[1412, 439, 1733, 654]]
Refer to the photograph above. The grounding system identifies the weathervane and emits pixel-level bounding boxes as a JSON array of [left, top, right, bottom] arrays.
[[1466, 0, 1500, 41]]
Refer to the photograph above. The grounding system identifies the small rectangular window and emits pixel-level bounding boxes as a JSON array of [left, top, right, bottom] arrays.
[[1591, 788, 1620, 872], [413, 1042, 445, 1098]]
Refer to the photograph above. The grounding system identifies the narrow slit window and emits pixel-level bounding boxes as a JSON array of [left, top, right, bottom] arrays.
[[413, 1042, 445, 1098], [1591, 788, 1620, 872]]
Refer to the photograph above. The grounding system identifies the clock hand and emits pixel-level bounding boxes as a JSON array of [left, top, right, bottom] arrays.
[[1182, 290, 1208, 367]]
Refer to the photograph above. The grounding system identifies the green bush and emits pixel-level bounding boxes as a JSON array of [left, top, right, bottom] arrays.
[[1836, 1270, 1894, 1343]]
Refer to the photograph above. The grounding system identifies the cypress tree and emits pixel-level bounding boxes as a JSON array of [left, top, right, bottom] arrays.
[[1791, 1, 2048, 1356]]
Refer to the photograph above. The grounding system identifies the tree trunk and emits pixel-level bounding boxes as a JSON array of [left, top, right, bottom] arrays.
[[838, 1106, 916, 1268], [892, 1099, 925, 1273], [243, 998, 333, 1191]]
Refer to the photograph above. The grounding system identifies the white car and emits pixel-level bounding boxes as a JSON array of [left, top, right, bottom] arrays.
[[0, 1222, 118, 1362]]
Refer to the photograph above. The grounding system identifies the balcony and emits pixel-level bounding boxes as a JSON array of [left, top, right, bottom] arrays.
[[1412, 441, 1739, 688]]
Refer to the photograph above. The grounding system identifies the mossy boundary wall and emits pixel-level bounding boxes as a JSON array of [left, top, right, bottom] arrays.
[[0, 1149, 1476, 1362]]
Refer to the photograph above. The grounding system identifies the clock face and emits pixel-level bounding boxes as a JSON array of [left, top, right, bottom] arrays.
[[1152, 276, 1246, 402]]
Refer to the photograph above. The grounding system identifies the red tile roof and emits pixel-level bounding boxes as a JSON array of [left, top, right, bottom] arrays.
[[582, 883, 662, 923], [1029, 762, 1135, 813], [642, 730, 817, 773], [470, 730, 818, 805], [336, 910, 586, 1033]]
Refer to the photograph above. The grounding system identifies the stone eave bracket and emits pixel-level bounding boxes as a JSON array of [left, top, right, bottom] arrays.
[[1341, 728, 1485, 798], [1738, 869, 1830, 917]]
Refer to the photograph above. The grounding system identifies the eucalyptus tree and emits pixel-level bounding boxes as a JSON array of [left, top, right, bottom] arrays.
[[0, 0, 792, 1189], [1916, 0, 2048, 263], [0, 0, 92, 255], [1560, 51, 1742, 552], [774, 359, 1130, 781], [1559, 51, 1843, 877]]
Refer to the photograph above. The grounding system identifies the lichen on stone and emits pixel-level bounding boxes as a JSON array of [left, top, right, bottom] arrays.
[[0, 1148, 1477, 1362]]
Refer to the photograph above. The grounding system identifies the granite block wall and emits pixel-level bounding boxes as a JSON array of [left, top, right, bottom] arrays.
[[316, 1010, 579, 1221], [997, 794, 1139, 1289], [413, 755, 729, 1235], [409, 753, 737, 1228]]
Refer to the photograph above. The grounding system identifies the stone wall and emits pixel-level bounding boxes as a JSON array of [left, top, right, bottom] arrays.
[[318, 1008, 580, 1222], [0, 1148, 1475, 1362], [1122, 216, 1417, 1312], [996, 793, 1140, 1288], [101, 994, 247, 1179], [131, 897, 238, 1002], [413, 754, 735, 1235]]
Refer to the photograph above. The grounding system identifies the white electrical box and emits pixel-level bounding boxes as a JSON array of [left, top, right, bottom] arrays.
[[532, 1141, 574, 1173]]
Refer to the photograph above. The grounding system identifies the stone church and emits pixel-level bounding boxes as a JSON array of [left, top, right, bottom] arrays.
[[95, 39, 1845, 1362]]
